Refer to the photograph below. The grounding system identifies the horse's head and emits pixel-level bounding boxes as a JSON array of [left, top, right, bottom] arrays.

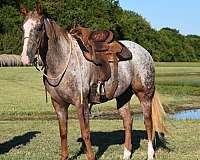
[[20, 1, 45, 65]]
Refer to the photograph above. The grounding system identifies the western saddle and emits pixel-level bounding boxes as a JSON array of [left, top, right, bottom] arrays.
[[70, 27, 132, 103]]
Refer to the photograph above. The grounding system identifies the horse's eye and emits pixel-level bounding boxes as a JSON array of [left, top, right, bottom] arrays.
[[36, 26, 42, 32]]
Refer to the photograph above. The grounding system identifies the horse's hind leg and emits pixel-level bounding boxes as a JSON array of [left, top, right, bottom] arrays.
[[116, 88, 133, 160], [135, 90, 155, 160], [51, 98, 69, 160]]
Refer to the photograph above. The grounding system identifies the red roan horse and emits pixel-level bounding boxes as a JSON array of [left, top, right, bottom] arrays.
[[18, 1, 167, 160]]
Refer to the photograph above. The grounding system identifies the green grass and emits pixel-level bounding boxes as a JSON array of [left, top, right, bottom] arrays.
[[0, 63, 200, 117], [156, 62, 200, 67], [155, 63, 200, 111], [0, 63, 200, 159], [0, 120, 199, 160], [0, 67, 54, 116]]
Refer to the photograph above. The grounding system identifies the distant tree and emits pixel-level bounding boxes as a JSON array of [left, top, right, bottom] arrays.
[[0, 0, 200, 62], [0, 5, 22, 54]]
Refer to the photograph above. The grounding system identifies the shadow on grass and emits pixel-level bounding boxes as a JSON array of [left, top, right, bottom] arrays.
[[0, 131, 41, 154], [70, 130, 170, 159]]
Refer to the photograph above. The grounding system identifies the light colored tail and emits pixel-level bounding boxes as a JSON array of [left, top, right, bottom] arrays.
[[152, 91, 168, 138]]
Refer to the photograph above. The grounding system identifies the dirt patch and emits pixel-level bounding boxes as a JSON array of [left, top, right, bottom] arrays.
[[0, 115, 57, 121], [0, 111, 130, 121], [1, 106, 199, 121], [175, 105, 200, 112]]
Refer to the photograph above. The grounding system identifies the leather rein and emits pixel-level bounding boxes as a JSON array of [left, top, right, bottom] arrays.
[[28, 21, 73, 81]]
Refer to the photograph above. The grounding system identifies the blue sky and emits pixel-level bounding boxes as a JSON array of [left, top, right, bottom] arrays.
[[119, 0, 200, 35]]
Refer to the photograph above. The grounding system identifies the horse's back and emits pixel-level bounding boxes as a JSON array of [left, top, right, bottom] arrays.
[[120, 40, 154, 70], [74, 38, 155, 98], [119, 40, 155, 90]]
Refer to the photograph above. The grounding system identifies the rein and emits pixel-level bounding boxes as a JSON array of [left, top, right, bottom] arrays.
[[33, 33, 84, 104], [24, 36, 38, 44], [33, 34, 73, 80]]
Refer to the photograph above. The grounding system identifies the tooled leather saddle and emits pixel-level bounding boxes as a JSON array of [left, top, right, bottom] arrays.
[[70, 27, 132, 103]]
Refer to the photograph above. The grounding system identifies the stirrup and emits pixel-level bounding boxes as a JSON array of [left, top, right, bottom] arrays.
[[97, 81, 106, 96]]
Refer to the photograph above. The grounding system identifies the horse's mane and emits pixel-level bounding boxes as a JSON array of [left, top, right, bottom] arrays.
[[44, 17, 70, 43]]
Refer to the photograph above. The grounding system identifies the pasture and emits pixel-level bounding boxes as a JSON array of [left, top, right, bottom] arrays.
[[0, 62, 200, 118], [0, 120, 199, 160], [0, 62, 200, 159]]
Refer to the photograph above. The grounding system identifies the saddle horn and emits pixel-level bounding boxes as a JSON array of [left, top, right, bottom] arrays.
[[36, 0, 42, 15], [14, 0, 29, 16]]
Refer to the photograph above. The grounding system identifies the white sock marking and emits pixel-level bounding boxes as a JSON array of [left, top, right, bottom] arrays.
[[123, 147, 131, 160], [148, 141, 154, 160]]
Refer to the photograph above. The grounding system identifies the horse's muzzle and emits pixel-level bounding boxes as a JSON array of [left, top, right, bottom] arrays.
[[21, 54, 30, 65]]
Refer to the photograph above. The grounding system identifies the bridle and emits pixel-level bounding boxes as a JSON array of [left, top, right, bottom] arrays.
[[22, 21, 45, 69], [24, 36, 41, 68], [24, 18, 74, 81], [23, 36, 38, 45], [26, 24, 45, 63]]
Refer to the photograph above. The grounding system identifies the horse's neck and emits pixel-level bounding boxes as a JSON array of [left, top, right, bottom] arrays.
[[42, 19, 93, 84], [42, 20, 71, 76]]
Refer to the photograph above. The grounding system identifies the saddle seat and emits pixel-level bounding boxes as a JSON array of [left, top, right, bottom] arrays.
[[70, 27, 132, 62], [89, 30, 113, 43], [70, 27, 132, 103]]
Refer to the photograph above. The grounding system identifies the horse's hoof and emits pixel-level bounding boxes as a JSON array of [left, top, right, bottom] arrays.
[[147, 152, 154, 160], [147, 157, 154, 160], [123, 147, 131, 160]]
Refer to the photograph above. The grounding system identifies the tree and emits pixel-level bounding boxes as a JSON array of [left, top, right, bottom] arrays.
[[1, 0, 200, 62]]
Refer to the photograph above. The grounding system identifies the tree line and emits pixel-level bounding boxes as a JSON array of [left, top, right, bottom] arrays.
[[1, 0, 200, 62]]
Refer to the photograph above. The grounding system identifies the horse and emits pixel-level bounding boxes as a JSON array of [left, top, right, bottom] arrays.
[[18, 1, 167, 160]]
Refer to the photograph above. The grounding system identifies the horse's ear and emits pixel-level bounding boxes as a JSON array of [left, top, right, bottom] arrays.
[[14, 0, 29, 16], [36, 0, 42, 15], [20, 4, 29, 16]]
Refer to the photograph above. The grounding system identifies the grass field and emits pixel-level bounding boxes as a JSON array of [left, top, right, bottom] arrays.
[[155, 62, 200, 112], [0, 120, 199, 160], [0, 63, 200, 159], [0, 62, 200, 117]]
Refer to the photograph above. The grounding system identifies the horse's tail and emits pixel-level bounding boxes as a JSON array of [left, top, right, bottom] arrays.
[[152, 91, 168, 138]]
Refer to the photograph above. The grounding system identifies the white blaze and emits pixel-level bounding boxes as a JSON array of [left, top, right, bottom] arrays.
[[21, 19, 37, 64]]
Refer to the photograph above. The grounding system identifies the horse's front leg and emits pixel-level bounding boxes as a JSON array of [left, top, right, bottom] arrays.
[[52, 98, 69, 160], [77, 102, 95, 160], [116, 89, 133, 160]]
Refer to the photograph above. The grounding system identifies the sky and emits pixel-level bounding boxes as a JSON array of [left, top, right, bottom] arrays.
[[119, 0, 200, 36]]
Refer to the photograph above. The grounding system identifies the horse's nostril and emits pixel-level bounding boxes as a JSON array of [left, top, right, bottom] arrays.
[[21, 55, 30, 65]]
